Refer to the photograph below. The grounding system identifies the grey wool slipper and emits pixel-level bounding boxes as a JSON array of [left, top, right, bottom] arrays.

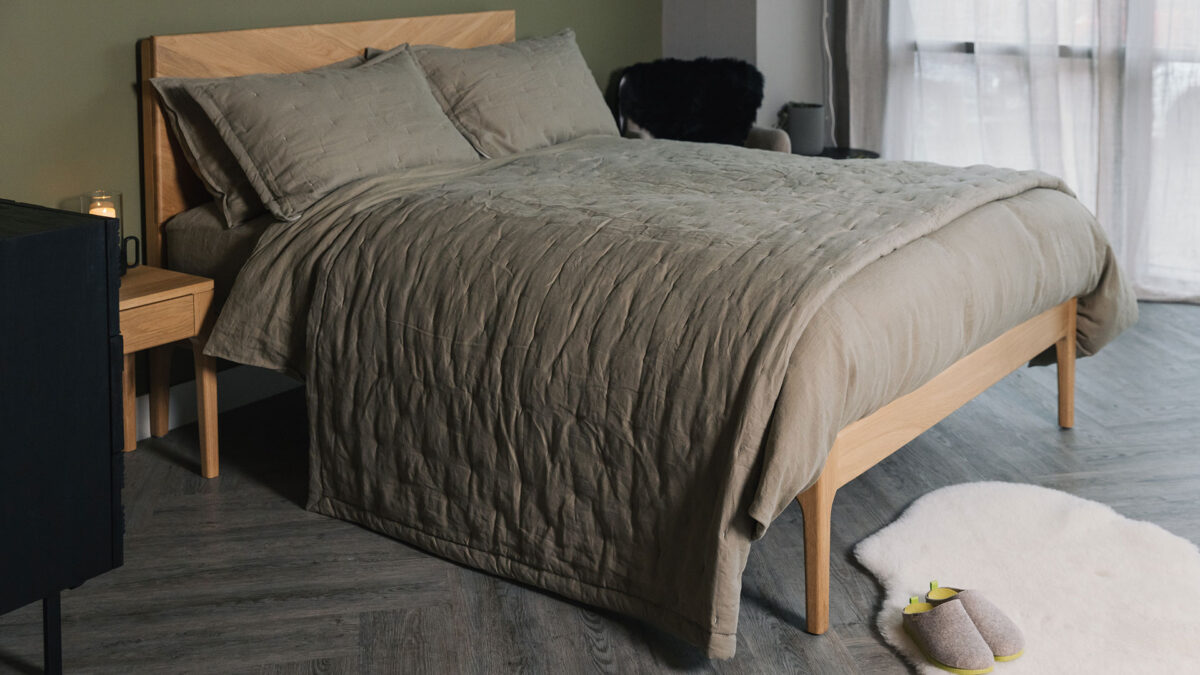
[[926, 581, 1025, 662], [902, 596, 995, 674]]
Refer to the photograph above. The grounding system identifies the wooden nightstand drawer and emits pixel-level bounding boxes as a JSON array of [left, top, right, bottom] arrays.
[[121, 295, 194, 353]]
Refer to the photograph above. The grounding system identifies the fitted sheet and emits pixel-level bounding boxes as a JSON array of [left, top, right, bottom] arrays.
[[164, 203, 273, 307]]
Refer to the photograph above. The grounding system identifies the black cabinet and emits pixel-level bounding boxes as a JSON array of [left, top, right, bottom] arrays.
[[0, 199, 125, 673]]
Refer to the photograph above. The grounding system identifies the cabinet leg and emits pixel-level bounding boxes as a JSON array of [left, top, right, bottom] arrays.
[[122, 353, 136, 452], [43, 592, 62, 675], [149, 346, 172, 437], [192, 339, 219, 478]]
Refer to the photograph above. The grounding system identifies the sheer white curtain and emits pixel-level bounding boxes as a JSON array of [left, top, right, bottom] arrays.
[[867, 0, 1200, 302]]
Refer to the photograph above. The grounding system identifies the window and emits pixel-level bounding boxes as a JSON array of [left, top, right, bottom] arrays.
[[888, 0, 1200, 298]]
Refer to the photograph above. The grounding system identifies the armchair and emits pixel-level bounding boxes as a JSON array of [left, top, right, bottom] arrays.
[[617, 57, 791, 153]]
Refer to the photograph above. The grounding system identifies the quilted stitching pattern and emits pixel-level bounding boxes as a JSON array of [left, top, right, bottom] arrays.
[[413, 29, 619, 158], [206, 137, 1130, 658], [185, 47, 478, 222]]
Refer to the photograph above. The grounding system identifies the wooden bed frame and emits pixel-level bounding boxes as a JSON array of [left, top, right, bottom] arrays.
[[137, 9, 1077, 644], [138, 10, 516, 267], [796, 297, 1075, 633]]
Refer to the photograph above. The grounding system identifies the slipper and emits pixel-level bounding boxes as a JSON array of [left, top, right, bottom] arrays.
[[903, 595, 995, 674], [927, 581, 1025, 662]]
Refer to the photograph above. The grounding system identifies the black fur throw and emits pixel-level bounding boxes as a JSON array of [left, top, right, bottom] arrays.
[[618, 58, 765, 146]]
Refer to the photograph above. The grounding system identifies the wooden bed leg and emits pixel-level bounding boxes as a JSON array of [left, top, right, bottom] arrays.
[[796, 472, 836, 635], [788, 298, 1080, 637], [1056, 298, 1077, 429]]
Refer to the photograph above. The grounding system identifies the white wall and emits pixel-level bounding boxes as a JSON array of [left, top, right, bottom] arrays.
[[754, 0, 825, 127], [662, 0, 826, 131], [662, 0, 757, 63]]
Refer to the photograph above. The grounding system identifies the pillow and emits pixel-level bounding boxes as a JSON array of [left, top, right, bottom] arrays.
[[183, 47, 478, 222], [412, 29, 619, 158], [151, 53, 367, 228]]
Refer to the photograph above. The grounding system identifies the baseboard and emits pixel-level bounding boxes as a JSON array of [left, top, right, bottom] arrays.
[[133, 365, 301, 440]]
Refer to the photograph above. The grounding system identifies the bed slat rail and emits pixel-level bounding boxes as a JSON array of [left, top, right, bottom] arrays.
[[797, 297, 1078, 635]]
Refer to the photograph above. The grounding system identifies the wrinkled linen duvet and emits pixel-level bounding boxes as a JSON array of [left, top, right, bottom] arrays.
[[205, 136, 1136, 657]]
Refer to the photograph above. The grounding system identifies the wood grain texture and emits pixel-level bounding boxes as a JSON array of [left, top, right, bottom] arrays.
[[119, 266, 220, 475], [138, 11, 516, 267], [1, 301, 1188, 673], [193, 288, 219, 478], [192, 332, 219, 479], [1057, 301, 1078, 428], [826, 299, 1075, 491], [192, 287, 215, 337], [122, 353, 136, 453], [120, 296, 194, 354], [795, 299, 1075, 635], [148, 346, 171, 437], [119, 265, 213, 311], [796, 472, 835, 635]]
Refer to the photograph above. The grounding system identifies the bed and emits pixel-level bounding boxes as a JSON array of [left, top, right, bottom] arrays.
[[138, 11, 1137, 658]]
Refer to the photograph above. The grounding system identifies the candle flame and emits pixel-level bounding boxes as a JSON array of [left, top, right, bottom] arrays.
[[89, 198, 116, 219]]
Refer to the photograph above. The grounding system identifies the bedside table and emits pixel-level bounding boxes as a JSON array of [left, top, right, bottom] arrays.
[[119, 266, 219, 477]]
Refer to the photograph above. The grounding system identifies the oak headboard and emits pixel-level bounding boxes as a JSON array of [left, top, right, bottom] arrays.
[[138, 10, 516, 267]]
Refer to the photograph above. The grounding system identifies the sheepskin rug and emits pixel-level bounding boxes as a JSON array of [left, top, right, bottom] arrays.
[[855, 482, 1200, 673]]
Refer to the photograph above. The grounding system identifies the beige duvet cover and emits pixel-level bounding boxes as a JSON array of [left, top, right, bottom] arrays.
[[205, 137, 1135, 657]]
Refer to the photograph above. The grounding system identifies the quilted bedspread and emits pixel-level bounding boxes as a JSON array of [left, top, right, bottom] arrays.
[[205, 136, 1135, 657]]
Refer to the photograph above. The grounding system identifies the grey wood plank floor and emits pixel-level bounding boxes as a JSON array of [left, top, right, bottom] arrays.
[[2, 301, 1196, 674]]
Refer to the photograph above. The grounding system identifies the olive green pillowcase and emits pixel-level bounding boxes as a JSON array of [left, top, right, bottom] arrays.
[[412, 29, 619, 158], [182, 47, 478, 222], [150, 53, 368, 228]]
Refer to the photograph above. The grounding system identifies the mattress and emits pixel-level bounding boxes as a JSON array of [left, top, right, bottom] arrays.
[[163, 203, 274, 307]]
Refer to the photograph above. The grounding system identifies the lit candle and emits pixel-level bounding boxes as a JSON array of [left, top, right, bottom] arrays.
[[88, 199, 117, 218], [86, 190, 118, 219]]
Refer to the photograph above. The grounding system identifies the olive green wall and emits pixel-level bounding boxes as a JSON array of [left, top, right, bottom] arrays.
[[0, 1, 661, 237]]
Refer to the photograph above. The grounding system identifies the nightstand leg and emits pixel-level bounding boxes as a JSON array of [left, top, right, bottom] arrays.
[[123, 353, 137, 452], [149, 346, 172, 437], [192, 339, 219, 478]]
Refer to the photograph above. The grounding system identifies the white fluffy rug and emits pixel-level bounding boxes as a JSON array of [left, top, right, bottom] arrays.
[[855, 482, 1200, 673]]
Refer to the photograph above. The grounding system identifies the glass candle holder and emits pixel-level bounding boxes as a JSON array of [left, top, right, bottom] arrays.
[[82, 189, 122, 220]]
